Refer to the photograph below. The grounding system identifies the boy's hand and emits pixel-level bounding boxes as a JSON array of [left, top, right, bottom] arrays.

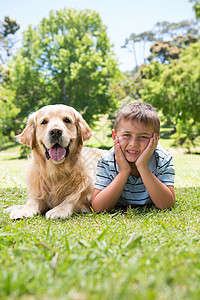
[[114, 137, 131, 176], [135, 133, 159, 169]]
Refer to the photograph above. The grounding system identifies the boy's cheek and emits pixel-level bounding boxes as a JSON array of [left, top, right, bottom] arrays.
[[117, 138, 125, 148], [118, 136, 127, 143], [142, 139, 151, 151], [118, 139, 127, 154]]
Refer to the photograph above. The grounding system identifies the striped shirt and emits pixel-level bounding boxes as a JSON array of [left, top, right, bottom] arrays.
[[94, 143, 175, 207]]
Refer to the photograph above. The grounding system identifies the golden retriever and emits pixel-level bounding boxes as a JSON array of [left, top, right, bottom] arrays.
[[9, 104, 104, 220]]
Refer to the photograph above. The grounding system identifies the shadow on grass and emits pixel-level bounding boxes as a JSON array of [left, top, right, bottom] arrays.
[[186, 151, 200, 155], [2, 156, 28, 161], [0, 143, 18, 152], [105, 186, 200, 216], [160, 127, 176, 140]]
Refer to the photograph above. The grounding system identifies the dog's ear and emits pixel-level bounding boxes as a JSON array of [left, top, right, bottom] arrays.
[[76, 113, 93, 144], [15, 113, 36, 149]]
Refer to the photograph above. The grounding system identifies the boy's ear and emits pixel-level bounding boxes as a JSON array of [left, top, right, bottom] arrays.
[[112, 129, 117, 141]]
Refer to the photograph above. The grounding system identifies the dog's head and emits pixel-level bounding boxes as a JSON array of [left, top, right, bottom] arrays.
[[16, 104, 93, 164]]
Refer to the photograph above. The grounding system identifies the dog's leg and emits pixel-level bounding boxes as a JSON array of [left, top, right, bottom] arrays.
[[4, 205, 25, 213], [10, 203, 39, 219], [45, 197, 91, 219], [45, 193, 84, 220], [9, 200, 47, 220], [45, 201, 74, 219]]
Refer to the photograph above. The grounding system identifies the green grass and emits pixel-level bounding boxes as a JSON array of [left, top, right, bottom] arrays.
[[0, 143, 200, 299]]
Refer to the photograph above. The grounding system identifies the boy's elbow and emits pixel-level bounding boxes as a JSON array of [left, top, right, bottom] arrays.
[[157, 188, 175, 210], [157, 198, 175, 210], [91, 200, 112, 213], [91, 203, 110, 213], [91, 204, 101, 213], [91, 202, 99, 212]]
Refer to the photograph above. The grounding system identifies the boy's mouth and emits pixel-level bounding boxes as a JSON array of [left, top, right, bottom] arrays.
[[126, 149, 139, 155]]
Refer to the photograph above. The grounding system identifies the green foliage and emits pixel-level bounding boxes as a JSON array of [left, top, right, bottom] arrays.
[[0, 16, 20, 64], [0, 86, 20, 147], [140, 42, 200, 149], [0, 147, 200, 299], [123, 19, 200, 67], [190, 0, 200, 18], [11, 8, 122, 127], [0, 17, 20, 146], [173, 120, 200, 151], [148, 33, 199, 64]]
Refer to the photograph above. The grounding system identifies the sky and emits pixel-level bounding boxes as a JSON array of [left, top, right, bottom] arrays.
[[0, 0, 196, 72]]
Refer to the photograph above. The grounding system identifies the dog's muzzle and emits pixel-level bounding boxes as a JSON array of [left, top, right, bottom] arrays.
[[42, 127, 71, 164], [43, 142, 71, 164]]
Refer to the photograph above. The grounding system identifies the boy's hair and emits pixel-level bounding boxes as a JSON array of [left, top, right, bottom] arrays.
[[114, 102, 160, 135]]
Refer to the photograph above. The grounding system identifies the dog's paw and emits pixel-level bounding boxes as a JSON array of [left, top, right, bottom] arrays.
[[10, 207, 38, 220], [45, 206, 73, 219], [4, 205, 25, 214]]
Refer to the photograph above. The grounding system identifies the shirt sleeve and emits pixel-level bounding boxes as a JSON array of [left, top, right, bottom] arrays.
[[94, 157, 112, 190], [156, 155, 175, 186]]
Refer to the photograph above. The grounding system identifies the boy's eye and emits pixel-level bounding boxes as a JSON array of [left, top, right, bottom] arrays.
[[123, 134, 131, 137]]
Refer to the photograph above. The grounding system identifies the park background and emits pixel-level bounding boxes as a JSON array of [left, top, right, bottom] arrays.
[[0, 0, 200, 299]]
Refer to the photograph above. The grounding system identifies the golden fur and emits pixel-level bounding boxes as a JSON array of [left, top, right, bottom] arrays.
[[9, 104, 104, 219]]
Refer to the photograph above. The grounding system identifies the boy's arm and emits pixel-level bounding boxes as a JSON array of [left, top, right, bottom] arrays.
[[135, 133, 175, 209], [92, 139, 131, 212], [92, 172, 128, 212]]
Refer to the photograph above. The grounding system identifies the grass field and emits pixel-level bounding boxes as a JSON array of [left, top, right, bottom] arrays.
[[0, 137, 200, 299]]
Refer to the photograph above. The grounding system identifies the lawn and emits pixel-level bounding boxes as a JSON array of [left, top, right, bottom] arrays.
[[0, 141, 200, 299]]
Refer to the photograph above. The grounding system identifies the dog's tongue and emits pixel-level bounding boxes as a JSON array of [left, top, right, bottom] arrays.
[[49, 146, 66, 162]]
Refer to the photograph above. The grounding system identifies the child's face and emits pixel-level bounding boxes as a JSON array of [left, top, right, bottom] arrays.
[[112, 119, 157, 163]]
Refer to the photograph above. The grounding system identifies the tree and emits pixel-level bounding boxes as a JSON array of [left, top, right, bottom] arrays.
[[0, 16, 20, 65], [0, 86, 20, 147], [140, 42, 200, 149], [190, 0, 200, 18], [0, 16, 20, 146], [123, 19, 199, 68], [147, 33, 199, 64], [11, 8, 121, 127], [123, 16, 200, 114], [122, 31, 155, 67], [0, 16, 20, 84]]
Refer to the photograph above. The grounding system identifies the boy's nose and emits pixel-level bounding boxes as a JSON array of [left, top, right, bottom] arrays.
[[129, 136, 138, 146]]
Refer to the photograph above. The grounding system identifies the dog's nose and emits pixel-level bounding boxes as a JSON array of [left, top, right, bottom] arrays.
[[49, 127, 62, 138]]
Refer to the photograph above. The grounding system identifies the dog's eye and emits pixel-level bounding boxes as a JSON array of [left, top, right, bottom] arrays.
[[63, 118, 71, 124], [41, 119, 48, 125]]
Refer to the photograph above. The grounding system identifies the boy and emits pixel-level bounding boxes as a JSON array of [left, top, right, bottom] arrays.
[[92, 102, 175, 212]]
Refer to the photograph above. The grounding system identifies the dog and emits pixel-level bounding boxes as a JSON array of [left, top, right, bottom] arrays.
[[8, 104, 105, 220]]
